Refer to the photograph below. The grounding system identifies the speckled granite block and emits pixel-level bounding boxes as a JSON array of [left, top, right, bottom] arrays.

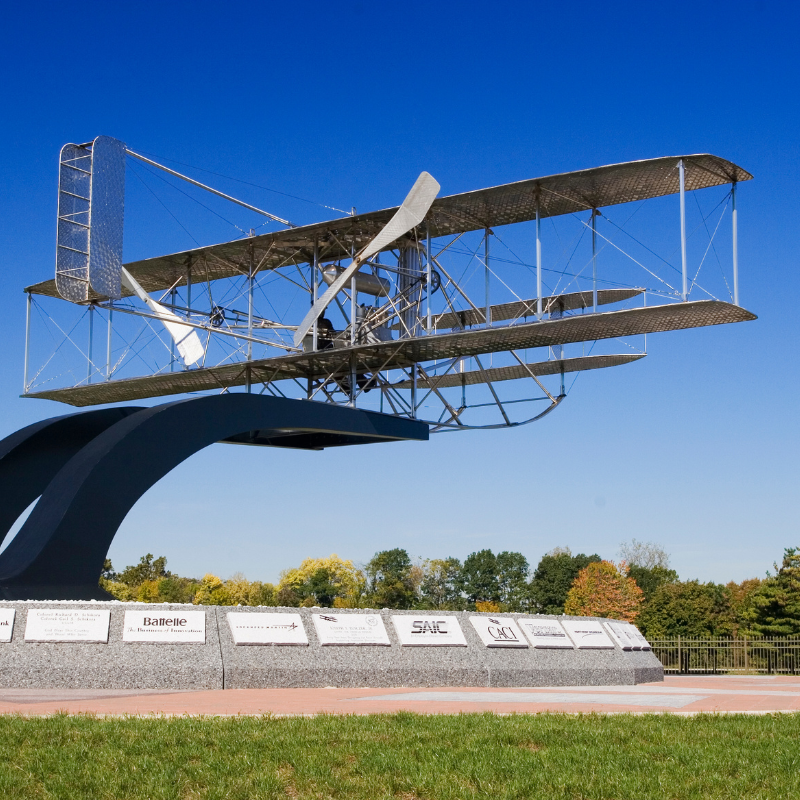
[[0, 603, 661, 690], [0, 602, 222, 690], [217, 608, 663, 689], [620, 649, 665, 684]]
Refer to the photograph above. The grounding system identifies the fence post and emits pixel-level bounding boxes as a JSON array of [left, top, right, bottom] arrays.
[[744, 636, 748, 672], [677, 635, 681, 675]]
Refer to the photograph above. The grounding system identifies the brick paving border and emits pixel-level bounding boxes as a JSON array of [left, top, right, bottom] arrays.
[[0, 675, 798, 716]]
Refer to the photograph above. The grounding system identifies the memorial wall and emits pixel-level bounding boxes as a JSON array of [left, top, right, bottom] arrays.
[[0, 603, 662, 690]]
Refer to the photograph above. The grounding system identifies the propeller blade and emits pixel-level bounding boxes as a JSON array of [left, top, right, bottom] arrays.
[[121, 268, 205, 366], [293, 171, 440, 348]]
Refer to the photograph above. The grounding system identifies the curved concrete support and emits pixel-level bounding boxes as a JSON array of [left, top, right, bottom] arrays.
[[0, 407, 144, 548], [0, 395, 427, 600]]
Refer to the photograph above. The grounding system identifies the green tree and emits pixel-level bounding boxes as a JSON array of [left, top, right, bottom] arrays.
[[99, 554, 273, 606], [418, 558, 464, 609], [275, 585, 302, 607], [725, 578, 762, 636], [366, 548, 415, 609], [155, 576, 201, 604], [529, 550, 601, 614], [100, 554, 177, 600], [744, 548, 800, 636], [118, 553, 171, 587], [304, 567, 338, 607], [458, 549, 499, 605], [636, 580, 733, 639], [279, 554, 365, 608], [628, 564, 679, 601], [496, 551, 530, 611]]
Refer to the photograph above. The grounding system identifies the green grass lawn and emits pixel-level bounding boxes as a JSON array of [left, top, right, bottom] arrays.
[[0, 712, 797, 799]]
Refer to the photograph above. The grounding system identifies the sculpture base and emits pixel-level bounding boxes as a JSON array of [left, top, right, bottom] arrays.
[[0, 603, 662, 690]]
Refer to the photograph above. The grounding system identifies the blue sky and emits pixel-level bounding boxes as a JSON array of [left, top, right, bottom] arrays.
[[0, 1, 797, 584]]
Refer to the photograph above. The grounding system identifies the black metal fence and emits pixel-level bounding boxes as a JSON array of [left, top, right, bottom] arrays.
[[651, 637, 800, 675]]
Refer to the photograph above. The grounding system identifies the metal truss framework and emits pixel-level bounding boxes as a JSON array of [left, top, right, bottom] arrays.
[[22, 152, 756, 432]]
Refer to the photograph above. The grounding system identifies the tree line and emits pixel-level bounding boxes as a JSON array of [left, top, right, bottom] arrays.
[[100, 540, 800, 639]]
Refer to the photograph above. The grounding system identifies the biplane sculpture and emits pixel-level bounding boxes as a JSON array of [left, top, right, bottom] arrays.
[[0, 137, 756, 598]]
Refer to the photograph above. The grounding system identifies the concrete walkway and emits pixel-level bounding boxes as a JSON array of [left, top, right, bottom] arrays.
[[1, 675, 799, 716]]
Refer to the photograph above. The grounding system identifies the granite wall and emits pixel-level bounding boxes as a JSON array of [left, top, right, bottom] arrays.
[[0, 602, 663, 690]]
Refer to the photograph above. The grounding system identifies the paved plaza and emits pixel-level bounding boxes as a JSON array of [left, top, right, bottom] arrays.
[[0, 675, 797, 716]]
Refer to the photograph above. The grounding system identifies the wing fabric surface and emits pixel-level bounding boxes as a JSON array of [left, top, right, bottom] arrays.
[[26, 300, 756, 406]]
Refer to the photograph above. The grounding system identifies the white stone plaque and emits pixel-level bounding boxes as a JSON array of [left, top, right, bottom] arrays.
[[123, 610, 205, 643], [227, 612, 308, 646], [624, 622, 651, 650], [469, 616, 528, 648], [0, 608, 15, 642], [603, 620, 636, 650], [312, 613, 391, 645], [561, 619, 614, 649], [24, 609, 110, 643], [391, 615, 467, 646], [518, 618, 573, 648]]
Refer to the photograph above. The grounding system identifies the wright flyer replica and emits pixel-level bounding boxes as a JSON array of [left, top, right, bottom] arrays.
[[0, 138, 755, 688]]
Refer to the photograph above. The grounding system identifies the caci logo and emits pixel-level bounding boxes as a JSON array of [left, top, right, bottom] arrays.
[[487, 618, 520, 642]]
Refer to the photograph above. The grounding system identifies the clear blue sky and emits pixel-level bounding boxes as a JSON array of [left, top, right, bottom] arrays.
[[1, 1, 797, 585]]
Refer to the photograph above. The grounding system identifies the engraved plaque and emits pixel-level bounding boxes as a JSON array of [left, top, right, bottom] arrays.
[[603, 620, 636, 650], [469, 616, 528, 648], [312, 613, 390, 645], [0, 608, 15, 642], [227, 612, 308, 646], [24, 609, 110, 643], [518, 618, 573, 648], [624, 622, 651, 650], [122, 610, 205, 643], [391, 615, 467, 646], [561, 619, 614, 649]]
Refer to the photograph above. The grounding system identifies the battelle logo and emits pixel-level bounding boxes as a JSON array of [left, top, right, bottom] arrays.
[[411, 620, 449, 634], [142, 617, 187, 626]]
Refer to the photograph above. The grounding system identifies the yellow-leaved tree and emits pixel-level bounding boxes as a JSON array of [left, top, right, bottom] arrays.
[[192, 574, 234, 606], [564, 560, 643, 622], [277, 554, 366, 608], [225, 573, 277, 606]]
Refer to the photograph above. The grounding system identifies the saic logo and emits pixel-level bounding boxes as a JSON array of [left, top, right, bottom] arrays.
[[411, 620, 449, 634]]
